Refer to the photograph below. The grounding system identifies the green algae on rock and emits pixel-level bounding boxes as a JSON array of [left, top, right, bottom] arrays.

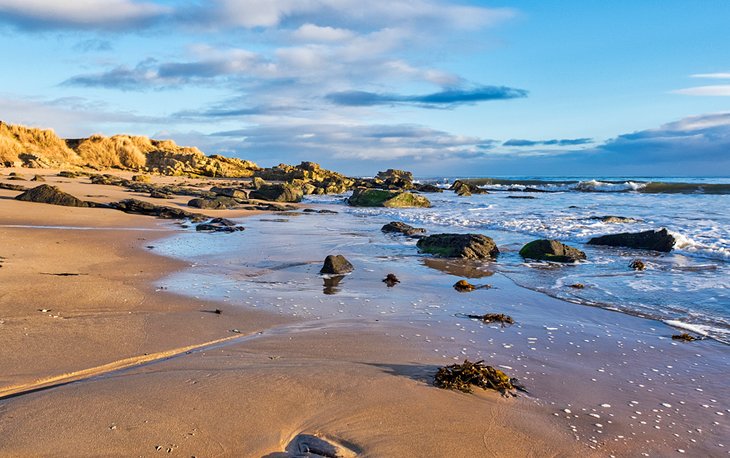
[[347, 187, 431, 208]]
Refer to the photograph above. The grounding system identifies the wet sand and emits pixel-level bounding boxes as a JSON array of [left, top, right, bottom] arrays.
[[0, 170, 586, 457]]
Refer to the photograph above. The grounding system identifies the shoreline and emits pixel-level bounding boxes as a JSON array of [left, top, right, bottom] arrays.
[[0, 170, 726, 456]]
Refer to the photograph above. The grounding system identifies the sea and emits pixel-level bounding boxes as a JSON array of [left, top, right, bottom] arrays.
[[155, 176, 730, 344]]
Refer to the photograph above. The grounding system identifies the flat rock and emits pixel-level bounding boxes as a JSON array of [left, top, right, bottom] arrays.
[[519, 239, 586, 263], [110, 199, 206, 221], [588, 228, 675, 252], [417, 233, 499, 260]]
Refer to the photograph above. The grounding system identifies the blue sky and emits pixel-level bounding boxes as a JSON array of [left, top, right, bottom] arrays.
[[0, 0, 728, 176]]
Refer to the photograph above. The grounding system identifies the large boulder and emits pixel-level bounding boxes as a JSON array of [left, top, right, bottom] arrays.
[[15, 184, 96, 207], [519, 239, 586, 263], [320, 255, 354, 274], [450, 180, 488, 197], [347, 188, 430, 208], [588, 228, 675, 252], [416, 234, 499, 259], [381, 221, 426, 237], [250, 183, 303, 203]]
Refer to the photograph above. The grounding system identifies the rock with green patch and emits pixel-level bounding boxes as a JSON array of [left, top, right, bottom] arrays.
[[347, 187, 430, 208], [416, 233, 499, 259], [519, 239, 586, 263]]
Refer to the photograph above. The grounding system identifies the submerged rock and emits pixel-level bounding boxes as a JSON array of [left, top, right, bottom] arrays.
[[592, 215, 641, 224], [196, 217, 244, 233], [15, 184, 96, 207], [381, 221, 426, 237], [320, 255, 354, 275], [416, 233, 499, 260], [588, 228, 675, 252], [348, 188, 431, 208], [519, 239, 586, 263]]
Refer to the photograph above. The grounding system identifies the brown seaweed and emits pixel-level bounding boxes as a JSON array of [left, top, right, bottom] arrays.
[[671, 332, 698, 342], [465, 313, 514, 326], [434, 359, 516, 395]]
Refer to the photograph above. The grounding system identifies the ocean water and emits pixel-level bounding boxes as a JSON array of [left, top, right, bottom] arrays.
[[156, 176, 730, 343]]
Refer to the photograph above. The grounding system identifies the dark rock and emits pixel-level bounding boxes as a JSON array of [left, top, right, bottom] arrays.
[[383, 273, 400, 287], [629, 259, 646, 271], [453, 280, 475, 292], [507, 195, 536, 199], [587, 228, 675, 252], [519, 239, 586, 263], [671, 332, 698, 342], [0, 182, 28, 191], [413, 183, 443, 193], [302, 208, 339, 214], [196, 217, 244, 232], [320, 255, 354, 275], [417, 233, 499, 260], [569, 283, 585, 289], [110, 199, 207, 221], [149, 190, 173, 199], [210, 186, 249, 199], [187, 196, 242, 209], [250, 183, 303, 202], [15, 184, 96, 207], [381, 221, 426, 237], [31, 175, 46, 182], [450, 180, 488, 196], [348, 187, 430, 208], [57, 171, 80, 178]]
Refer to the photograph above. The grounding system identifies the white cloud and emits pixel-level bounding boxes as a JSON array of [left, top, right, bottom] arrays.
[[673, 85, 730, 96], [292, 23, 354, 42], [691, 73, 730, 79], [0, 0, 169, 28]]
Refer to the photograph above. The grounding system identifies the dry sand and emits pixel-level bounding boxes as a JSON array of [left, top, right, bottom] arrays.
[[0, 170, 586, 457]]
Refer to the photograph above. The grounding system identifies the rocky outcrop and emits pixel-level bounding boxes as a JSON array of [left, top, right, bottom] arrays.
[[110, 199, 207, 221], [519, 239, 586, 263], [374, 169, 413, 189], [450, 180, 488, 197], [348, 188, 430, 208], [587, 228, 675, 252], [250, 183, 303, 203], [416, 233, 499, 259], [320, 255, 354, 274], [15, 184, 97, 207], [254, 162, 354, 195], [381, 221, 426, 237]]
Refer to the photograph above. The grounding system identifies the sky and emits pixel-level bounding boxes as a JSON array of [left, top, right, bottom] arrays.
[[0, 0, 728, 176]]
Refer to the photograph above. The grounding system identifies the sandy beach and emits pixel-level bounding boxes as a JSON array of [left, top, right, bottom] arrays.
[[0, 170, 727, 457]]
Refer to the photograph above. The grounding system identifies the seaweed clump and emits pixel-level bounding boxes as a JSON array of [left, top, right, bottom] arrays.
[[434, 359, 515, 395], [466, 313, 514, 326], [453, 280, 475, 292], [383, 273, 400, 287], [671, 332, 698, 342]]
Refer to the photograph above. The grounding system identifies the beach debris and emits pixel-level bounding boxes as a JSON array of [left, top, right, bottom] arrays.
[[453, 280, 475, 292], [434, 359, 516, 395], [284, 433, 358, 458], [202, 309, 222, 315], [465, 313, 514, 326], [381, 221, 426, 237], [38, 309, 51, 313], [630, 259, 646, 271], [383, 273, 400, 287], [417, 233, 499, 259], [587, 228, 675, 252], [347, 187, 431, 208], [15, 184, 99, 208], [569, 283, 585, 289], [320, 255, 354, 275], [671, 332, 698, 342], [519, 239, 586, 263]]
